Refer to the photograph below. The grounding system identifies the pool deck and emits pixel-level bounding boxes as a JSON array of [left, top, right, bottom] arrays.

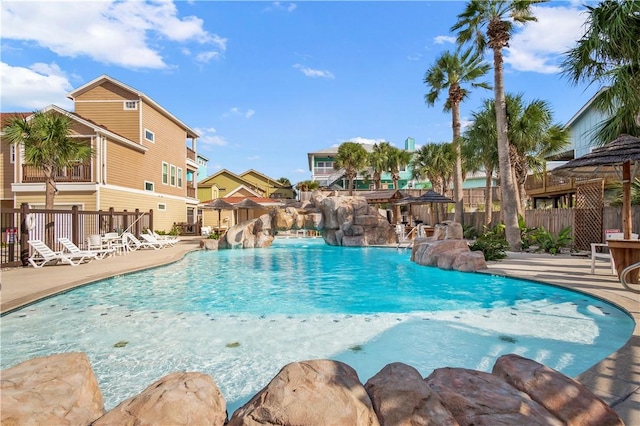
[[1, 238, 638, 424]]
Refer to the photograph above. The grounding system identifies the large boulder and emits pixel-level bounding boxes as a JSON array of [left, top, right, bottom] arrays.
[[413, 240, 469, 267], [452, 251, 487, 272], [1, 352, 105, 425], [492, 354, 623, 426], [426, 367, 562, 425], [93, 372, 227, 426], [271, 208, 295, 231], [228, 359, 379, 426], [365, 362, 459, 426]]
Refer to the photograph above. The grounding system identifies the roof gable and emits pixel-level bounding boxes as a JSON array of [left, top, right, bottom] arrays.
[[239, 169, 284, 187], [67, 74, 200, 138]]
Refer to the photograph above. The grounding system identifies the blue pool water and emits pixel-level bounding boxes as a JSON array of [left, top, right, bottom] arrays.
[[1, 238, 634, 413]]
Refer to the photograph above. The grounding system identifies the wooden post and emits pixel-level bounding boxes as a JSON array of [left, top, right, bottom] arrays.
[[622, 161, 631, 240], [108, 207, 114, 232], [20, 203, 29, 266], [148, 209, 153, 234], [71, 205, 79, 246]]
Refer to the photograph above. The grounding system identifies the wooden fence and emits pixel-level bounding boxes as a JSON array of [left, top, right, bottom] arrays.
[[1, 204, 153, 268]]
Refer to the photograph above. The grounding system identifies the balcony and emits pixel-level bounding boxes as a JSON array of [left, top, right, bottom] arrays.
[[186, 183, 196, 198], [22, 164, 92, 183], [186, 147, 196, 161], [525, 172, 593, 196]]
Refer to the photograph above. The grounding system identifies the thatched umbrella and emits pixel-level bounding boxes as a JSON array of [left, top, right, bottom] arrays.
[[202, 198, 235, 230], [553, 134, 640, 239], [234, 198, 264, 223], [396, 190, 454, 226]]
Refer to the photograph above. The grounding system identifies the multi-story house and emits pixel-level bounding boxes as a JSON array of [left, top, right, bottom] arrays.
[[2, 75, 200, 232], [197, 169, 294, 201], [307, 138, 418, 190], [525, 87, 610, 208]]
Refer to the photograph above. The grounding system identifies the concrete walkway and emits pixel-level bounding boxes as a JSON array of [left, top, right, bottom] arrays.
[[1, 240, 638, 423]]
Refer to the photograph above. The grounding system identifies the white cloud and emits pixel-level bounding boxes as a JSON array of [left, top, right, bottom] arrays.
[[222, 107, 255, 118], [347, 137, 387, 145], [267, 2, 297, 13], [0, 62, 74, 110], [195, 127, 228, 146], [505, 4, 587, 74], [293, 168, 306, 174], [195, 51, 221, 63], [434, 35, 456, 45], [0, 0, 226, 70], [407, 54, 422, 61], [293, 64, 335, 79], [247, 155, 260, 161]]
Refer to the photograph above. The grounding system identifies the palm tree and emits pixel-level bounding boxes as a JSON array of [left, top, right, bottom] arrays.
[[452, 0, 543, 251], [424, 48, 491, 224], [4, 110, 93, 210], [505, 94, 569, 214], [334, 142, 368, 195], [411, 143, 455, 222], [294, 179, 319, 200], [463, 100, 499, 225], [561, 0, 640, 144], [277, 177, 292, 187], [368, 142, 391, 190], [386, 146, 413, 190]]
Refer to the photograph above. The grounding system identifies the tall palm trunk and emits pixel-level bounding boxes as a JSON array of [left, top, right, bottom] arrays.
[[484, 171, 493, 226], [452, 103, 464, 225], [493, 47, 521, 251]]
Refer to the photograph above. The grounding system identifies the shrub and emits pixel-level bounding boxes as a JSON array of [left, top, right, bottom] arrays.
[[531, 226, 573, 255], [469, 227, 509, 261], [463, 224, 479, 240]]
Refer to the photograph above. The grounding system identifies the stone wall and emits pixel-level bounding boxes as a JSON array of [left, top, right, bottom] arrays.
[[1, 353, 622, 425]]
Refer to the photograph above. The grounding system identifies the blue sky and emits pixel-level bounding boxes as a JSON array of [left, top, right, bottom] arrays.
[[1, 1, 597, 184]]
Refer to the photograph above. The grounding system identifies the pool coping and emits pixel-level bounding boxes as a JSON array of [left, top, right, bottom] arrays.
[[1, 239, 638, 423]]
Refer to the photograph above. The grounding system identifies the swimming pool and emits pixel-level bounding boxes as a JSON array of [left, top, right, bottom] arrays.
[[1, 238, 634, 414]]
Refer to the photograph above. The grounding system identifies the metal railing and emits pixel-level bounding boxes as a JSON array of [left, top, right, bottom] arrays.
[[620, 261, 640, 294]]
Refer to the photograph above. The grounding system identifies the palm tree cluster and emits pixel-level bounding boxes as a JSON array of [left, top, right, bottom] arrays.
[[332, 141, 412, 196], [422, 0, 634, 250]]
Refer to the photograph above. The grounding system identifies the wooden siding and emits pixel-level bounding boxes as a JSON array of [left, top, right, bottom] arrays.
[[14, 192, 97, 210], [569, 107, 607, 158], [99, 187, 185, 232], [75, 101, 140, 143], [0, 140, 13, 201]]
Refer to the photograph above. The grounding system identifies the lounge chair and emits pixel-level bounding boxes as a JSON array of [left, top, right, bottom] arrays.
[[27, 239, 96, 268], [147, 230, 179, 245], [59, 237, 114, 259], [123, 232, 161, 250], [140, 233, 174, 248]]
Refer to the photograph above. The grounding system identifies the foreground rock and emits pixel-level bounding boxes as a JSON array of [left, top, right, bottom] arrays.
[[365, 362, 459, 426], [0, 352, 105, 425], [228, 359, 380, 426], [412, 238, 487, 272], [1, 353, 623, 425], [493, 354, 623, 426], [425, 367, 563, 425], [93, 372, 226, 426]]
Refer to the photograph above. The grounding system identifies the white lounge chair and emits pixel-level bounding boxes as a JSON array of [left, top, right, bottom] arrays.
[[123, 232, 161, 250], [147, 229, 179, 245], [59, 237, 113, 259], [28, 239, 96, 268], [140, 233, 174, 248]]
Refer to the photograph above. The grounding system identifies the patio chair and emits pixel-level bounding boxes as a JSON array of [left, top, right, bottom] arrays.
[[591, 232, 639, 274], [140, 233, 174, 248], [27, 239, 96, 268], [59, 237, 113, 260], [147, 229, 179, 245], [123, 232, 161, 250]]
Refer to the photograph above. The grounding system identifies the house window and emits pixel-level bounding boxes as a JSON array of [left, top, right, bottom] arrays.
[[177, 167, 183, 188], [170, 165, 176, 186], [162, 162, 168, 185], [10, 145, 16, 163], [144, 129, 155, 143], [158, 203, 167, 211], [144, 181, 154, 192], [124, 101, 138, 110]]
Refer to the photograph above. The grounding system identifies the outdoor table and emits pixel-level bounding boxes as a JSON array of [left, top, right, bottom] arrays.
[[607, 239, 640, 282]]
